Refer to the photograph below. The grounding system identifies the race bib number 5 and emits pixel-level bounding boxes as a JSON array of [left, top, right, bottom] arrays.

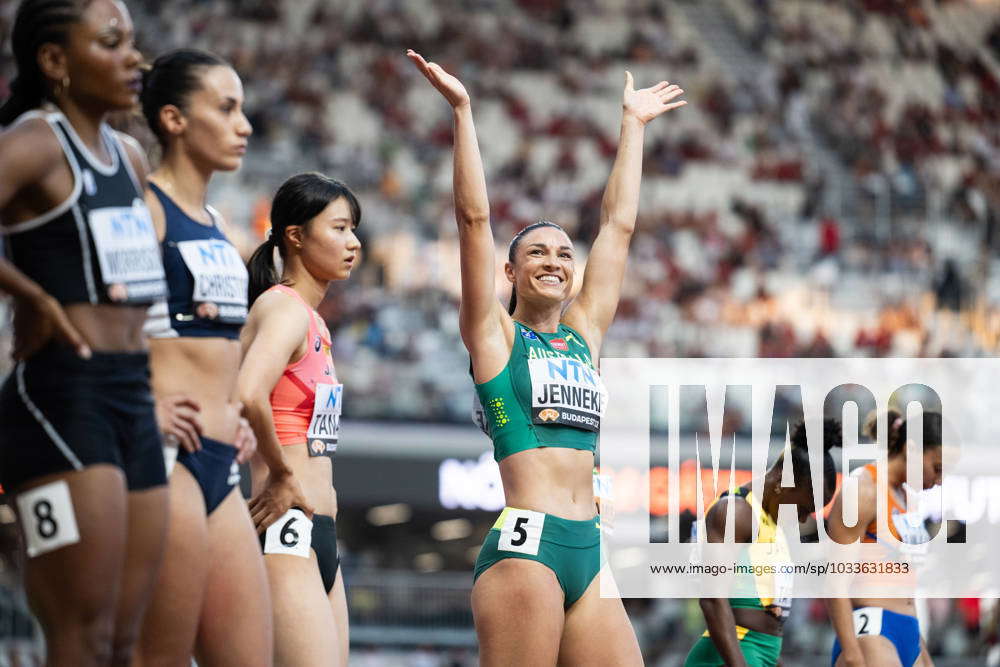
[[88, 199, 166, 302], [16, 480, 80, 558], [498, 509, 545, 555], [528, 358, 607, 432], [307, 383, 343, 457], [264, 508, 312, 558]]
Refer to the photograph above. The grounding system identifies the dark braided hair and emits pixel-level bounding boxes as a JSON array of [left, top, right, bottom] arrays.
[[0, 0, 89, 126], [247, 172, 361, 306], [505, 220, 565, 315], [140, 48, 228, 148], [787, 418, 842, 493]]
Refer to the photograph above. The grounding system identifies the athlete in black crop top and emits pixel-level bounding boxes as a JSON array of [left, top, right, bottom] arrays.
[[135, 49, 271, 667], [0, 2, 168, 665]]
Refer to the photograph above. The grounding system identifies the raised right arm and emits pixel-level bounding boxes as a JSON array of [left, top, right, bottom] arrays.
[[407, 50, 512, 382]]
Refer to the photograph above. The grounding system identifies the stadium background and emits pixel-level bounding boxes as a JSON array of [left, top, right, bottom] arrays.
[[2, 0, 1000, 664]]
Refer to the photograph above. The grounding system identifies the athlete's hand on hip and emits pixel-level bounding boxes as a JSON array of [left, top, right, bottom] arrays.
[[233, 416, 257, 464], [248, 470, 314, 534], [12, 291, 91, 360], [155, 395, 203, 454], [406, 49, 470, 109], [622, 71, 686, 125]]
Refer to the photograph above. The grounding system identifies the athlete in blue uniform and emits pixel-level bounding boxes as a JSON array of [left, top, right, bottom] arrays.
[[136, 49, 271, 666]]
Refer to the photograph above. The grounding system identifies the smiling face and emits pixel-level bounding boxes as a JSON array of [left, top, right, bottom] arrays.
[[172, 65, 252, 171], [505, 225, 575, 309], [47, 0, 142, 112], [296, 197, 361, 282]]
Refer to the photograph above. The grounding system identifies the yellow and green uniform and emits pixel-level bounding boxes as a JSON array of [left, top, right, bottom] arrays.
[[684, 487, 789, 667], [473, 322, 607, 607]]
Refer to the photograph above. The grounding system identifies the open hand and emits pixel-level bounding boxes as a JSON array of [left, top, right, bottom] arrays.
[[248, 470, 314, 533], [155, 395, 203, 454], [622, 71, 686, 125], [406, 49, 470, 109]]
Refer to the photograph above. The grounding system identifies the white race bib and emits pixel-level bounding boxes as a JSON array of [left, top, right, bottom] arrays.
[[16, 480, 80, 558], [263, 508, 312, 558], [306, 383, 343, 457], [528, 358, 607, 432], [176, 239, 248, 323], [853, 607, 884, 637], [497, 508, 545, 555], [88, 199, 166, 302]]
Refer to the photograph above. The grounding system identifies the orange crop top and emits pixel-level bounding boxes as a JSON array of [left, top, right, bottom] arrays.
[[267, 285, 342, 455], [862, 463, 930, 544]]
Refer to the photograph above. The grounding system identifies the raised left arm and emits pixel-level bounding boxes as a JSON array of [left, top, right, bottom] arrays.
[[564, 72, 684, 352]]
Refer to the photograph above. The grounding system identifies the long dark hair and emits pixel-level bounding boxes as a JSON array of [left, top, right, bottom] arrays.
[[0, 0, 89, 126], [505, 220, 564, 315], [247, 172, 362, 305], [865, 409, 942, 456], [140, 48, 227, 148], [786, 418, 842, 493]]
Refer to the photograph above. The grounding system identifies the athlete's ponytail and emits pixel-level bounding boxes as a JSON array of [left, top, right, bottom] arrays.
[[505, 220, 564, 315], [247, 172, 361, 306], [0, 0, 86, 127], [787, 418, 841, 493], [867, 408, 942, 456]]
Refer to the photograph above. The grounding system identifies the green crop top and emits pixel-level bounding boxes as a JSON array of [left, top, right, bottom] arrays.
[[473, 322, 607, 462]]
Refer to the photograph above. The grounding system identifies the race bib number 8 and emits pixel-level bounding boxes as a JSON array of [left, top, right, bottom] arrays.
[[88, 199, 166, 302], [498, 509, 545, 555], [177, 239, 248, 323], [264, 508, 312, 558], [528, 358, 607, 432], [307, 383, 343, 457], [16, 480, 80, 558]]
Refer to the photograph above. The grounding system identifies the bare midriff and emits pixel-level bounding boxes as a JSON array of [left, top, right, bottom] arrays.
[[499, 447, 596, 520]]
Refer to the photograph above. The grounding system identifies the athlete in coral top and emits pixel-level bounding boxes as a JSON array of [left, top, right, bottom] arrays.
[[238, 172, 360, 667]]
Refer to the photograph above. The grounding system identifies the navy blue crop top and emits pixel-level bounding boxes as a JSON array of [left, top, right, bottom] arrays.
[[145, 182, 247, 340], [2, 110, 166, 306]]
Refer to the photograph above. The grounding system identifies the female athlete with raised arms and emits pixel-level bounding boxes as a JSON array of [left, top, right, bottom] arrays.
[[239, 173, 361, 667], [407, 49, 685, 664], [0, 1, 168, 664], [136, 48, 271, 667]]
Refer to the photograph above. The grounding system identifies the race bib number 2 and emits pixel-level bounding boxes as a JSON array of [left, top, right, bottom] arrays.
[[307, 383, 343, 457], [528, 358, 607, 432], [16, 480, 80, 558], [88, 200, 166, 302], [263, 508, 312, 558]]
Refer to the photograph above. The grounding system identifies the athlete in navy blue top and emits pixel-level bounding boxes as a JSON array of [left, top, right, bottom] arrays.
[[0, 1, 169, 664], [135, 49, 271, 667]]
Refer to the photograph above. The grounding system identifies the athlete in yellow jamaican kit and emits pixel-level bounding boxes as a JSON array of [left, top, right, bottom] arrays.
[[407, 49, 685, 665], [686, 420, 840, 667]]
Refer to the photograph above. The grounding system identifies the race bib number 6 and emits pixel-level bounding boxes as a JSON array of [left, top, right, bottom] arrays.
[[16, 480, 80, 558], [264, 508, 312, 558]]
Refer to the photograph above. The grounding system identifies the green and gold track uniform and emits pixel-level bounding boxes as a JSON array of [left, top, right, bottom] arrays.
[[473, 322, 607, 607], [684, 487, 790, 667]]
